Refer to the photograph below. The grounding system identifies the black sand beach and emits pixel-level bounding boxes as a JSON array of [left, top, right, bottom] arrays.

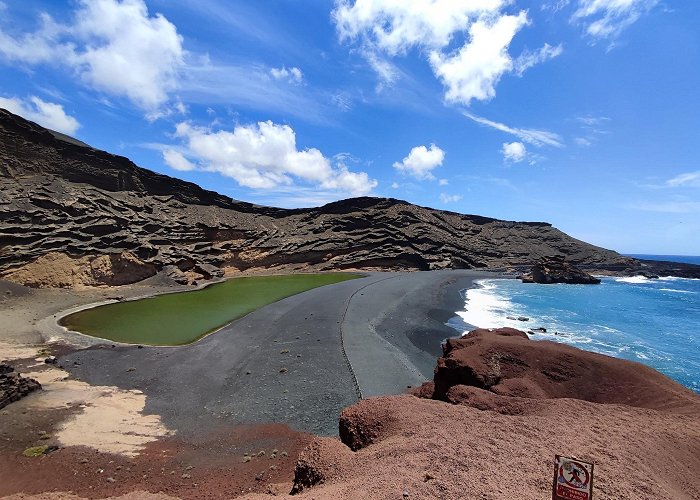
[[60, 270, 494, 436]]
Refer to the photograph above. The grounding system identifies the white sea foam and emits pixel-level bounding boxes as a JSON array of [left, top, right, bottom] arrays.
[[659, 288, 697, 294], [456, 279, 524, 331], [614, 276, 651, 284]]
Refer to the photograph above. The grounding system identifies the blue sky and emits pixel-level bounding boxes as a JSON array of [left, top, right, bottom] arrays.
[[0, 0, 699, 255]]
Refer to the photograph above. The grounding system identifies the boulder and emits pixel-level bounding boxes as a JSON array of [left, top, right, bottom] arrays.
[[0, 363, 41, 409], [522, 256, 601, 284], [430, 328, 697, 411]]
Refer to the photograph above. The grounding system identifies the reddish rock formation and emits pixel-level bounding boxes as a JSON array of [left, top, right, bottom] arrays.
[[282, 329, 700, 500], [431, 327, 698, 412]]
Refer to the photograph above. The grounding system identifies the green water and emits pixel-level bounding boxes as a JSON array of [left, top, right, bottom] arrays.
[[61, 273, 361, 346]]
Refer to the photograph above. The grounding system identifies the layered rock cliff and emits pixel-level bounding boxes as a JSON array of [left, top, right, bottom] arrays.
[[0, 108, 690, 287]]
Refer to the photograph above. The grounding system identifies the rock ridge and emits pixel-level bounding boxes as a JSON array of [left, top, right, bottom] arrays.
[[3, 108, 697, 287]]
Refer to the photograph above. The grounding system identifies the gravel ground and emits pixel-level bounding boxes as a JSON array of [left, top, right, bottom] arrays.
[[61, 270, 495, 437]]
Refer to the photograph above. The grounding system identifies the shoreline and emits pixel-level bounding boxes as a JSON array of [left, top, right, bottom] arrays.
[[55, 270, 496, 436], [456, 274, 700, 394], [44, 272, 363, 349]]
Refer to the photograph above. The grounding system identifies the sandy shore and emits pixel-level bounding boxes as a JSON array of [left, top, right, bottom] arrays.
[[0, 270, 493, 498]]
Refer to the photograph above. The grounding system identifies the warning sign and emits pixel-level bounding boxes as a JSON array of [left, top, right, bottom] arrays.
[[552, 455, 594, 500]]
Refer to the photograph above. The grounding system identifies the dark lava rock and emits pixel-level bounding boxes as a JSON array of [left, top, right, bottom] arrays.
[[0, 109, 643, 287], [430, 328, 698, 411], [522, 256, 601, 284], [0, 363, 41, 409]]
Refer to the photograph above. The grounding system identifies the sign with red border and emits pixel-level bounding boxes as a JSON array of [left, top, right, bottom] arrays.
[[552, 455, 594, 500]]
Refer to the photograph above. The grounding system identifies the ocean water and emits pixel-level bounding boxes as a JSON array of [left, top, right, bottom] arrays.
[[626, 253, 700, 265], [448, 275, 700, 394]]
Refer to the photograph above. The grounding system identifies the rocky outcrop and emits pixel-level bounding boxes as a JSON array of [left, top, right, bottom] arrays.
[[284, 329, 700, 499], [430, 327, 697, 411], [0, 363, 41, 409], [2, 108, 698, 288], [4, 251, 158, 288], [521, 256, 602, 284]]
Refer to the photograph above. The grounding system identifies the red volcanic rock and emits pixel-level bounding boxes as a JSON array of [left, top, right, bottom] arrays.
[[280, 393, 700, 500], [338, 399, 398, 451], [244, 328, 700, 500], [432, 328, 698, 412]]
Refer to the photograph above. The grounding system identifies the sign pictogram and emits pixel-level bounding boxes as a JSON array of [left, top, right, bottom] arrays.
[[552, 455, 594, 500]]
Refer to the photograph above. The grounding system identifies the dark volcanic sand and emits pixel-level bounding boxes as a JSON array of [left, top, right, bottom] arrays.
[[60, 271, 491, 437]]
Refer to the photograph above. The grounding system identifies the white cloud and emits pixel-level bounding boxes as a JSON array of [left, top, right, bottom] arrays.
[[572, 0, 658, 40], [0, 0, 184, 112], [270, 66, 303, 84], [0, 95, 80, 134], [391, 182, 400, 189], [439, 193, 462, 203], [542, 1, 571, 13], [502, 141, 527, 163], [365, 51, 400, 91], [464, 112, 564, 147], [575, 137, 592, 147], [667, 171, 700, 188], [513, 43, 563, 76], [333, 1, 560, 105], [162, 149, 195, 171], [169, 120, 377, 196], [576, 114, 610, 126], [438, 178, 449, 186], [393, 143, 445, 180], [429, 12, 528, 105]]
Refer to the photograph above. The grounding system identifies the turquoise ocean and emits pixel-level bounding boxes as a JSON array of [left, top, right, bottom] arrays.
[[448, 256, 700, 394]]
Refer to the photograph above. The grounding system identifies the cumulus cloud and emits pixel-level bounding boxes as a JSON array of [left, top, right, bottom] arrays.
[[0, 0, 184, 111], [393, 143, 445, 180], [429, 12, 528, 105], [439, 193, 462, 203], [666, 171, 700, 188], [464, 112, 564, 147], [572, 0, 658, 40], [333, 1, 562, 105], [502, 142, 527, 163], [0, 95, 80, 134], [270, 66, 303, 84], [166, 120, 377, 196], [438, 178, 449, 186]]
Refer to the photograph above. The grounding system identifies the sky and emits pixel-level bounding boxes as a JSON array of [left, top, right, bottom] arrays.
[[0, 0, 699, 255]]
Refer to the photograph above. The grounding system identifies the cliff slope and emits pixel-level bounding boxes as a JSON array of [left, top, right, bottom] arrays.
[[0, 108, 669, 287]]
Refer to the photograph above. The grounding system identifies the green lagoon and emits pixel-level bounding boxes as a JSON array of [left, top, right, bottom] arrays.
[[60, 273, 361, 346]]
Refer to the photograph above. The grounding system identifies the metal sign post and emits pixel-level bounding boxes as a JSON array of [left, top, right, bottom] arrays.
[[552, 455, 594, 500]]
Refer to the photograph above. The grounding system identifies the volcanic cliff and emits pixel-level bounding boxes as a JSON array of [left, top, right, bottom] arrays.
[[0, 108, 692, 287]]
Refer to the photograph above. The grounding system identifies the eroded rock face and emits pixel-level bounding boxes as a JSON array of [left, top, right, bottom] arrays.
[[0, 109, 642, 288], [4, 251, 157, 288], [521, 256, 602, 284], [431, 327, 697, 412], [287, 329, 700, 499], [0, 363, 41, 409]]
